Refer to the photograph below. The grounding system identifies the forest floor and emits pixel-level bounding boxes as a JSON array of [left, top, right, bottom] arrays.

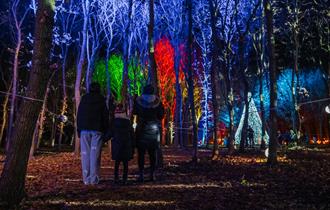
[[0, 145, 330, 210]]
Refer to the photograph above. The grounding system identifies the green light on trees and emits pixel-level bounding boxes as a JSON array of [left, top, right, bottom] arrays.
[[93, 54, 145, 101]]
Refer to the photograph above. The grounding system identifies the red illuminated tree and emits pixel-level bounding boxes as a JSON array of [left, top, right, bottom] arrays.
[[155, 37, 184, 144]]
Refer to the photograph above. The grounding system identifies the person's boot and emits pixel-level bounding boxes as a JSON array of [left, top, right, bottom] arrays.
[[114, 172, 119, 184], [150, 171, 156, 182], [137, 171, 144, 182], [122, 173, 128, 185]]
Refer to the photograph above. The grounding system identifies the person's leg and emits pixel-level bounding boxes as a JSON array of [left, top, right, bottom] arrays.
[[137, 147, 146, 182], [148, 148, 156, 181], [114, 160, 120, 183], [90, 131, 103, 184], [80, 131, 91, 185], [123, 160, 128, 184]]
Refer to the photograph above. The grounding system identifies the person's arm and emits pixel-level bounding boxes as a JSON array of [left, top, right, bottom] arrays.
[[103, 99, 110, 133], [76, 96, 84, 138]]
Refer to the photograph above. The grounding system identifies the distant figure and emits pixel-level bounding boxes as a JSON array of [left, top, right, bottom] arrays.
[[247, 126, 254, 147], [133, 84, 164, 182], [77, 82, 109, 185], [277, 130, 283, 145], [110, 103, 135, 185]]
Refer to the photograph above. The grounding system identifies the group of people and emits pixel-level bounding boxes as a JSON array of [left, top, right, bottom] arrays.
[[77, 82, 164, 185]]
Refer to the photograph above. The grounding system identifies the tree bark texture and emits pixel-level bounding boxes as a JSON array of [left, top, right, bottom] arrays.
[[30, 70, 56, 157], [186, 0, 198, 162], [7, 16, 22, 151], [0, 0, 54, 205], [208, 0, 220, 159], [264, 0, 278, 165], [0, 82, 12, 145], [148, 0, 159, 94], [74, 0, 89, 155]]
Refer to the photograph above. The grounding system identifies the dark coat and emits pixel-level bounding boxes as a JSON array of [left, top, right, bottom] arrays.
[[111, 114, 135, 161], [77, 92, 109, 135], [133, 94, 164, 149]]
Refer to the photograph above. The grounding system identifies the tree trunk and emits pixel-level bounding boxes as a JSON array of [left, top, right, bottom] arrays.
[[227, 95, 235, 154], [6, 20, 22, 152], [318, 102, 323, 139], [264, 0, 278, 165], [30, 71, 56, 157], [209, 0, 220, 159], [121, 0, 133, 105], [58, 52, 68, 150], [290, 0, 301, 142], [259, 74, 266, 149], [240, 80, 250, 152], [74, 0, 89, 155], [148, 0, 158, 93], [186, 0, 198, 162], [50, 77, 59, 148], [105, 47, 111, 102], [239, 35, 249, 152], [259, 2, 266, 150], [29, 114, 40, 159], [291, 35, 299, 138], [0, 82, 12, 146], [0, 0, 54, 205], [174, 44, 182, 146]]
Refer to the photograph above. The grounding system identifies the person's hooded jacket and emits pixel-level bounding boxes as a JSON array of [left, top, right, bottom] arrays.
[[77, 92, 109, 136], [133, 86, 164, 149], [110, 111, 135, 161]]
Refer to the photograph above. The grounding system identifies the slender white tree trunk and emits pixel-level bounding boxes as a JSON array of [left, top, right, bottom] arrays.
[[74, 0, 89, 155], [7, 24, 22, 152]]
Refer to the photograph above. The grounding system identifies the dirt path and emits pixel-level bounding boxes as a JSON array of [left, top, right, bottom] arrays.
[[1, 146, 330, 209]]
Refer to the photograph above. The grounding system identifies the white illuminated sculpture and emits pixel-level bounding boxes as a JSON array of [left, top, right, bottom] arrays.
[[235, 93, 269, 145]]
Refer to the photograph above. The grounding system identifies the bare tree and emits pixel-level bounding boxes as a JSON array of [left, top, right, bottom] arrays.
[[6, 0, 31, 151], [214, 0, 240, 153], [208, 0, 222, 158], [98, 0, 121, 101], [0, 82, 12, 145], [186, 0, 199, 162], [29, 69, 57, 158], [148, 0, 159, 91], [251, 5, 267, 149], [193, 0, 213, 149], [85, 1, 103, 91], [0, 0, 54, 205], [234, 0, 261, 152], [74, 0, 92, 155], [264, 0, 278, 165], [54, 0, 80, 148]]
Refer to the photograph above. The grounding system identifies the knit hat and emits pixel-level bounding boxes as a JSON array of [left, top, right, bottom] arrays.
[[89, 82, 101, 93], [142, 84, 155, 95], [115, 103, 125, 114]]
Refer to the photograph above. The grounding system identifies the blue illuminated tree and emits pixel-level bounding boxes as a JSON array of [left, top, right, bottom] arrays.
[[73, 0, 93, 154], [7, 0, 34, 151], [234, 0, 261, 152], [193, 0, 213, 146], [85, 2, 104, 92], [209, 0, 240, 153], [98, 0, 122, 102], [53, 0, 80, 150]]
